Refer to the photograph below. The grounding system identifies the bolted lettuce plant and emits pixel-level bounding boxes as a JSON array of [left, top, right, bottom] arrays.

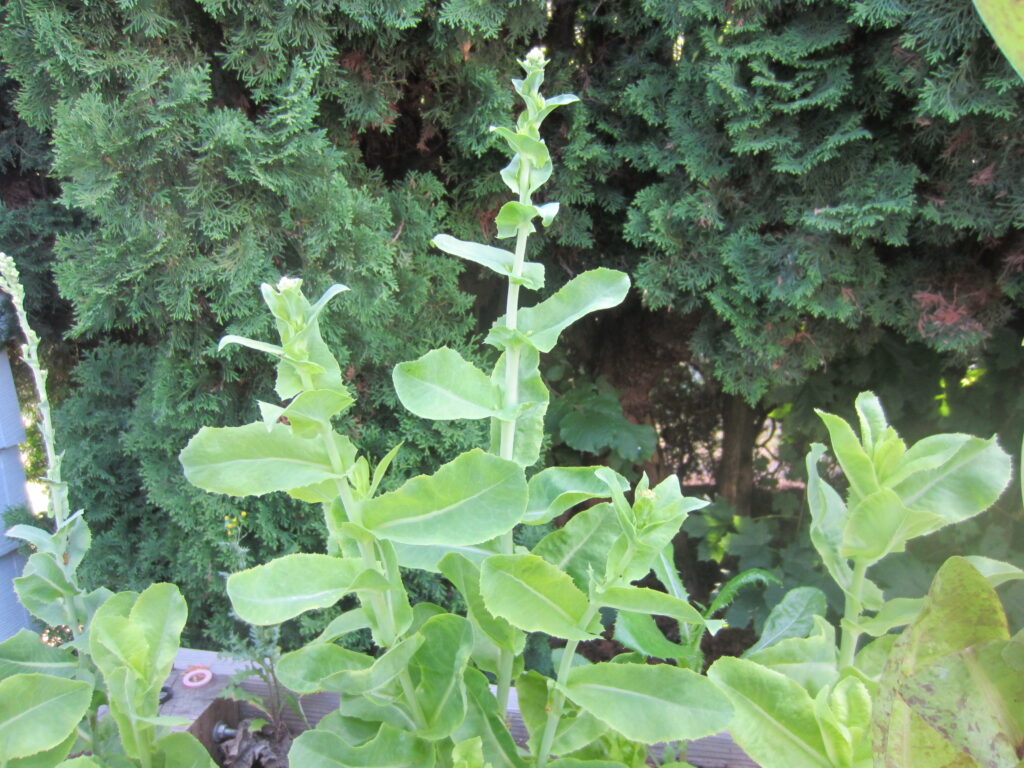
[[707, 391, 1019, 768], [181, 51, 733, 768], [0, 254, 214, 768]]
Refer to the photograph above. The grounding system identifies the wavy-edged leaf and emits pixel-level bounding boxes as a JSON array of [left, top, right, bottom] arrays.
[[806, 444, 883, 611], [842, 488, 943, 563], [259, 389, 354, 438], [441, 554, 522, 654], [709, 657, 832, 768], [155, 732, 217, 768], [744, 616, 838, 695], [455, 668, 526, 768], [480, 554, 599, 641], [314, 608, 370, 644], [394, 347, 502, 421], [595, 586, 705, 626], [276, 643, 373, 695], [0, 631, 76, 682], [180, 422, 340, 497], [13, 553, 77, 626], [495, 201, 539, 238], [891, 434, 1011, 528], [0, 674, 91, 762], [391, 539, 502, 573], [129, 582, 187, 685], [533, 503, 619, 591], [902, 637, 1024, 768], [815, 409, 879, 499], [562, 663, 732, 743], [362, 449, 526, 545], [227, 554, 363, 624], [707, 569, 781, 617], [432, 235, 544, 290], [502, 269, 630, 353], [289, 723, 435, 768], [873, 557, 1010, 768], [410, 614, 474, 739], [524, 467, 625, 525]]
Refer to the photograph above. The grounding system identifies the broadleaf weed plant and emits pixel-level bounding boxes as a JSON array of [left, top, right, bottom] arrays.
[[0, 254, 215, 767], [181, 51, 735, 768]]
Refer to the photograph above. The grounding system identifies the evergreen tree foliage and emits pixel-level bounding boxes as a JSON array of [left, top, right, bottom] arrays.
[[0, 0, 1021, 644]]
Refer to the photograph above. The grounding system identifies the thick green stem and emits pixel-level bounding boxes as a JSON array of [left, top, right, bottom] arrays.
[[495, 158, 533, 719], [838, 560, 868, 670], [535, 608, 598, 768], [317, 419, 426, 729]]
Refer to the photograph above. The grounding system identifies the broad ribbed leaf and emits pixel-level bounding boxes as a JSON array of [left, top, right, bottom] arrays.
[[806, 444, 883, 611], [873, 557, 1009, 768], [533, 503, 619, 590], [314, 608, 370, 643], [842, 488, 943, 563], [13, 553, 77, 627], [180, 422, 340, 496], [562, 663, 732, 743], [506, 269, 630, 352], [5, 525, 58, 556], [815, 409, 879, 499], [289, 724, 435, 768], [709, 657, 832, 768], [394, 347, 501, 421], [276, 643, 373, 694], [391, 540, 502, 573], [0, 631, 76, 682], [432, 235, 544, 290], [362, 449, 526, 545], [6, 731, 76, 768], [0, 674, 91, 761], [227, 554, 363, 624], [891, 435, 1010, 527], [744, 616, 838, 695], [903, 638, 1024, 768], [595, 586, 705, 626], [260, 389, 354, 437], [441, 554, 522, 653], [155, 732, 217, 768], [524, 467, 626, 525], [410, 614, 474, 739], [130, 583, 187, 685], [480, 554, 598, 641]]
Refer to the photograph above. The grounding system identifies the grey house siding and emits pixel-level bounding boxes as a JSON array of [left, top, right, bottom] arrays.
[[0, 351, 30, 640]]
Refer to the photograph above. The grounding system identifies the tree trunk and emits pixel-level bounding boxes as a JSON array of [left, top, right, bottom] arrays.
[[717, 393, 763, 517]]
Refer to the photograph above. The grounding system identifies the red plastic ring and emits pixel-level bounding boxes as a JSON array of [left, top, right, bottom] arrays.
[[181, 666, 213, 688]]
